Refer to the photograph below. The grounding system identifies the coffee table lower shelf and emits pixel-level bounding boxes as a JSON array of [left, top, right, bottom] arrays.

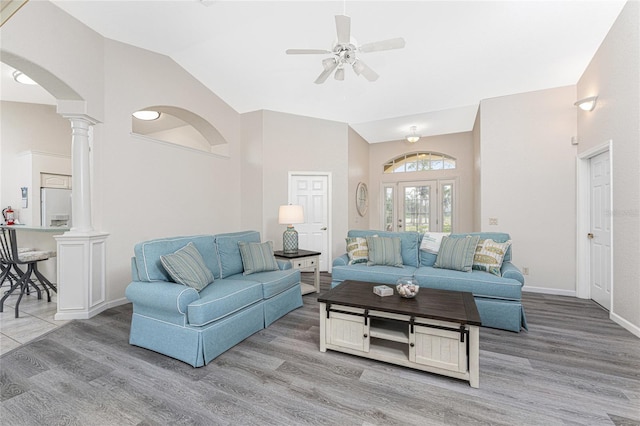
[[319, 303, 479, 388]]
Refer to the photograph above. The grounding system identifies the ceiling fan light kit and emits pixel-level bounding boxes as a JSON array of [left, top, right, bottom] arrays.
[[286, 14, 405, 84]]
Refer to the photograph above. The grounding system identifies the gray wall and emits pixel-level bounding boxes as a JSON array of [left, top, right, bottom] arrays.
[[577, 1, 639, 332]]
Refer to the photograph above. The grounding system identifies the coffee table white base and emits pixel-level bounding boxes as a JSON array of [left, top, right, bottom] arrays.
[[319, 303, 479, 388]]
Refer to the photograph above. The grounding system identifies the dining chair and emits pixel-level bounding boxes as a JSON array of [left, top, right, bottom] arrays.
[[0, 228, 57, 318]]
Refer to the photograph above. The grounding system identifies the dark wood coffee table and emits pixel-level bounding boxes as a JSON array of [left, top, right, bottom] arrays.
[[318, 280, 481, 387]]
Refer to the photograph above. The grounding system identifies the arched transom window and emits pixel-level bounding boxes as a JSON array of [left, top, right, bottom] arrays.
[[383, 152, 456, 173]]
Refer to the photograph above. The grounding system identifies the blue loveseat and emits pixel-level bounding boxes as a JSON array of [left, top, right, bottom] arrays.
[[125, 231, 303, 367], [332, 230, 527, 332]]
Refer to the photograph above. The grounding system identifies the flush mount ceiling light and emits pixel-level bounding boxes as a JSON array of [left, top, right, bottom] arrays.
[[12, 70, 37, 85], [405, 126, 421, 143], [132, 110, 161, 120], [574, 96, 598, 112]]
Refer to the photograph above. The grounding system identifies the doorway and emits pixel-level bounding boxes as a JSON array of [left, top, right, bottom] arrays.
[[576, 141, 612, 310], [383, 179, 456, 233], [288, 172, 331, 272]]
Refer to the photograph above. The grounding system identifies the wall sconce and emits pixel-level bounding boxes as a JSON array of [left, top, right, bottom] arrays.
[[405, 126, 421, 143], [574, 96, 598, 112]]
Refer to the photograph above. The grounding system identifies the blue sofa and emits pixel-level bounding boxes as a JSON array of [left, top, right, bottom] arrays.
[[332, 230, 527, 332], [125, 231, 303, 367]]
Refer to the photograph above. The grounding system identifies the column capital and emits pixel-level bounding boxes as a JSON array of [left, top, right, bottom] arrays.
[[61, 113, 100, 126]]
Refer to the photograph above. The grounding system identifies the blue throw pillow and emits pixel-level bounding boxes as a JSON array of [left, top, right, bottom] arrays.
[[366, 236, 404, 268], [433, 235, 480, 272], [238, 241, 279, 275], [160, 242, 214, 291]]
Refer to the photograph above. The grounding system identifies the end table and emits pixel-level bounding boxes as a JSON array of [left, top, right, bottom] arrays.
[[273, 249, 321, 295]]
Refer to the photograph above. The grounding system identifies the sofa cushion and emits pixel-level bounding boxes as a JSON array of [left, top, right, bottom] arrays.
[[135, 235, 219, 282], [473, 239, 512, 276], [347, 230, 420, 267], [187, 278, 263, 326], [228, 269, 300, 299], [332, 263, 417, 285], [366, 236, 403, 267], [160, 242, 214, 291], [414, 267, 523, 300], [238, 241, 279, 275], [434, 235, 480, 272], [215, 231, 261, 278], [345, 237, 369, 265]]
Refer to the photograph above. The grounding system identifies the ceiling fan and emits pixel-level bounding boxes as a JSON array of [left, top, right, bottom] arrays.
[[286, 15, 405, 84]]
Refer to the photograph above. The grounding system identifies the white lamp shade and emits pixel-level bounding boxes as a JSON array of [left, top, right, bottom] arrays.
[[278, 205, 304, 225]]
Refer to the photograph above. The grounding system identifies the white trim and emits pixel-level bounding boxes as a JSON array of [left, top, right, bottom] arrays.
[[611, 312, 640, 338], [54, 297, 127, 321], [288, 171, 333, 273], [576, 141, 613, 308], [523, 286, 576, 297]]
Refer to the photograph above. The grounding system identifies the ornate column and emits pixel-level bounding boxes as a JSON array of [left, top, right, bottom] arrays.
[[54, 114, 109, 320]]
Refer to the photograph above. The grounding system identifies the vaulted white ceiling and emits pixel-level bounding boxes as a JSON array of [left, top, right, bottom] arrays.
[[6, 1, 627, 143]]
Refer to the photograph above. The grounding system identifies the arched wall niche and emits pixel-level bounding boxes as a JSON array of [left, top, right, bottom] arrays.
[[131, 105, 230, 157]]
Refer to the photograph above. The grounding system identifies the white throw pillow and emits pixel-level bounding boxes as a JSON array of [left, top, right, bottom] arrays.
[[420, 232, 450, 254]]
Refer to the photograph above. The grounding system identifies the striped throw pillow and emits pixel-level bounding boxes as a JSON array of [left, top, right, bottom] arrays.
[[238, 241, 279, 275], [366, 236, 404, 268], [433, 235, 480, 272], [160, 242, 214, 291]]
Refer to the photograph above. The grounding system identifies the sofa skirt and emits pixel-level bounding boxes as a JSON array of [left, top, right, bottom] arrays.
[[129, 301, 265, 367], [264, 284, 303, 327], [474, 297, 528, 332]]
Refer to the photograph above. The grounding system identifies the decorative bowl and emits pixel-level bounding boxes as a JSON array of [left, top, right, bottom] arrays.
[[396, 277, 419, 298]]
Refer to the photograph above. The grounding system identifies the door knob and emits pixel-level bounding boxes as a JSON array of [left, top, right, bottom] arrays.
[[587, 233, 594, 239], [321, 227, 327, 230]]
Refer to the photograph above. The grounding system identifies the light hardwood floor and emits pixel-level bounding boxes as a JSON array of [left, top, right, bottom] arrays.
[[1, 273, 639, 425]]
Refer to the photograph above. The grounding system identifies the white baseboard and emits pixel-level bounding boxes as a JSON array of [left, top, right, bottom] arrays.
[[106, 297, 130, 309], [522, 286, 576, 297], [610, 312, 640, 338], [54, 297, 130, 321]]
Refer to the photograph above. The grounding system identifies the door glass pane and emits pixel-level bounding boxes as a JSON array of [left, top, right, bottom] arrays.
[[442, 183, 453, 232], [404, 186, 430, 233], [384, 187, 394, 231]]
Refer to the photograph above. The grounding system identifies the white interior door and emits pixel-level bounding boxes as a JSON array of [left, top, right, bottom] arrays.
[[589, 151, 611, 310], [290, 173, 330, 271]]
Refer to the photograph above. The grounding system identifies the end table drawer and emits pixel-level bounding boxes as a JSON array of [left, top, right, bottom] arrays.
[[293, 257, 317, 269]]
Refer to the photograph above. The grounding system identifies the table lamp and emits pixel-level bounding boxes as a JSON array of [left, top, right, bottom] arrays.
[[278, 205, 304, 254]]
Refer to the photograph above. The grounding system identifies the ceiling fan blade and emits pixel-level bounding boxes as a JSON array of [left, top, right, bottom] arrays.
[[335, 15, 351, 44], [352, 59, 379, 82], [314, 61, 339, 84], [359, 37, 406, 53], [286, 49, 332, 55]]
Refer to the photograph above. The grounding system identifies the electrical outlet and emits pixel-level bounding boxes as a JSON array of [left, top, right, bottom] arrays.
[[489, 218, 498, 226], [522, 267, 529, 275]]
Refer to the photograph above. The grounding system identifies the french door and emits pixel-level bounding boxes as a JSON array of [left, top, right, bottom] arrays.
[[383, 180, 455, 233]]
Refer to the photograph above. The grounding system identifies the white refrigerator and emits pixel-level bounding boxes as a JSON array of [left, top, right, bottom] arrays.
[[41, 188, 72, 228]]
